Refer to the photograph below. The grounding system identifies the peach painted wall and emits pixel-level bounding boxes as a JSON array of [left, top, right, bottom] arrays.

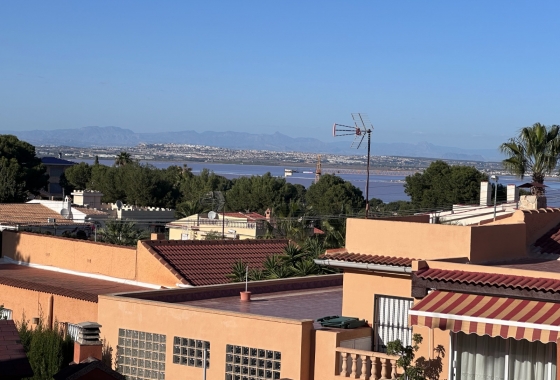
[[345, 218, 526, 263], [519, 209, 560, 246], [0, 284, 97, 325], [2, 232, 136, 279], [98, 295, 314, 380], [346, 219, 472, 259], [135, 242, 182, 287]]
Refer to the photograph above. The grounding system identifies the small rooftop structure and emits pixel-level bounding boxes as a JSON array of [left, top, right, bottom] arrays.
[[53, 357, 125, 380]]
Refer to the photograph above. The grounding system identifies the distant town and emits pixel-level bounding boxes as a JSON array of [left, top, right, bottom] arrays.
[[36, 143, 507, 175]]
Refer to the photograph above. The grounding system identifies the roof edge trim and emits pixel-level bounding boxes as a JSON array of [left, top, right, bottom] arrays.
[[314, 259, 412, 273]]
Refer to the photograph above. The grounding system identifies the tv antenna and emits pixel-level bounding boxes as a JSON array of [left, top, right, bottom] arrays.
[[332, 113, 373, 218], [200, 191, 227, 238]]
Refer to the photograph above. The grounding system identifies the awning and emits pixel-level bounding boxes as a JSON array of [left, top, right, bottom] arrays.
[[409, 290, 560, 343]]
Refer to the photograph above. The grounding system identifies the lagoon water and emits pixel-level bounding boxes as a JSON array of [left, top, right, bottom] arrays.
[[79, 159, 560, 206]]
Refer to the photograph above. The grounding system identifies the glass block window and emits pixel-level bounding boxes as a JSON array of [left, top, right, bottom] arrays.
[[117, 328, 167, 380], [172, 336, 210, 368], [225, 344, 281, 380]]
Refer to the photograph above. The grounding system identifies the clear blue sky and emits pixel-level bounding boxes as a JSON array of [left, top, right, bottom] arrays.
[[1, 1, 559, 149]]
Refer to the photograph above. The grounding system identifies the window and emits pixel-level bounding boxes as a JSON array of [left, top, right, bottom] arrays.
[[0, 308, 12, 320], [49, 183, 62, 194], [117, 328, 166, 380], [374, 295, 413, 353], [172, 336, 210, 368], [225, 344, 281, 380]]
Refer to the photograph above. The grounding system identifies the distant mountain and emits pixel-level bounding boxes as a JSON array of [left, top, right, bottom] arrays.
[[3, 126, 503, 161]]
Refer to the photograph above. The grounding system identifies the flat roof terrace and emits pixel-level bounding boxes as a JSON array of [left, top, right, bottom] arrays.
[[116, 274, 343, 322], [181, 286, 342, 321], [490, 258, 560, 273]]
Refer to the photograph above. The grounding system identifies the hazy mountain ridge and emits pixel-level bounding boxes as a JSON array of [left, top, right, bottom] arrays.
[[4, 126, 502, 161]]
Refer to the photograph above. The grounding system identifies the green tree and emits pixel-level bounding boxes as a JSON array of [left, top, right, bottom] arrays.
[[204, 231, 223, 240], [180, 169, 232, 204], [0, 135, 48, 202], [404, 161, 487, 209], [114, 151, 132, 167], [386, 334, 444, 380], [226, 173, 303, 214], [62, 162, 92, 190], [17, 316, 73, 380], [500, 123, 560, 194], [305, 174, 364, 215], [97, 221, 149, 246]]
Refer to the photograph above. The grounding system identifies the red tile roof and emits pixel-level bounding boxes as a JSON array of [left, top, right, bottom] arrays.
[[0, 320, 34, 378], [0, 203, 78, 226], [318, 251, 413, 267], [221, 212, 266, 221], [534, 223, 560, 255], [0, 264, 146, 302], [417, 268, 560, 292], [143, 239, 289, 286]]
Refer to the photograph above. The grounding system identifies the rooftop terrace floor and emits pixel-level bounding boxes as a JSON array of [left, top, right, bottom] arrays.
[[181, 286, 342, 321], [491, 258, 560, 273]]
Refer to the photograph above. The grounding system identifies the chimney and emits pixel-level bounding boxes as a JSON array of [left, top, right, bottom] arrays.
[[507, 184, 519, 204], [265, 208, 271, 221], [480, 181, 492, 206], [73, 322, 103, 363], [151, 233, 166, 240]]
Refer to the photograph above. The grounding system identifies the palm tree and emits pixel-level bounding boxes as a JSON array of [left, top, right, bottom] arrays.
[[97, 221, 149, 246], [500, 123, 560, 195], [114, 152, 132, 167]]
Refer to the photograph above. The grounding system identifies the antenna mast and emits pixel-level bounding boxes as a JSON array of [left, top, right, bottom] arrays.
[[332, 113, 373, 218]]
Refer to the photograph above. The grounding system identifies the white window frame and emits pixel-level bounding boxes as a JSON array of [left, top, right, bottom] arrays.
[[373, 295, 413, 353], [0, 308, 13, 320]]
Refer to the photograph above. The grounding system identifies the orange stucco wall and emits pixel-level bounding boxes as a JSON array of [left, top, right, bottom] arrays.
[[2, 232, 137, 279], [1, 232, 177, 287], [0, 284, 97, 325], [135, 242, 183, 287], [345, 218, 526, 263], [98, 295, 314, 380]]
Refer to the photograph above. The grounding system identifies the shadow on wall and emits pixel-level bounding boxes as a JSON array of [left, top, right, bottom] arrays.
[[416, 345, 445, 380]]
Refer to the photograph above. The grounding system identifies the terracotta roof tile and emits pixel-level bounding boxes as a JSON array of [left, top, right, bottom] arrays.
[[318, 252, 413, 267], [0, 203, 77, 226], [0, 320, 34, 378], [0, 264, 145, 302], [221, 212, 267, 221], [143, 239, 289, 286], [417, 268, 560, 292]]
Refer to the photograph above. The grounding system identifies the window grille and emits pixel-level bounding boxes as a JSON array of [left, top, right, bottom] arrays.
[[225, 344, 281, 380], [172, 336, 210, 368], [117, 328, 166, 379], [0, 308, 12, 320], [66, 323, 81, 341], [374, 295, 413, 353]]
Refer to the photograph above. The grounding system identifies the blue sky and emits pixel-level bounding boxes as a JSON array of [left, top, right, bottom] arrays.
[[1, 1, 559, 149]]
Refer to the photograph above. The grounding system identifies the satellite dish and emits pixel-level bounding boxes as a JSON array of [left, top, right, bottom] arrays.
[[116, 200, 123, 210], [60, 209, 72, 220], [208, 211, 218, 220]]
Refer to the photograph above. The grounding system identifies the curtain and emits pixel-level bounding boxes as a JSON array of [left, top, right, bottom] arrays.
[[508, 338, 556, 380], [455, 332, 557, 380], [456, 332, 506, 380]]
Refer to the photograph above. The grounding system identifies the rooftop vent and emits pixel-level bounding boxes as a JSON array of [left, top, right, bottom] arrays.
[[76, 322, 102, 345]]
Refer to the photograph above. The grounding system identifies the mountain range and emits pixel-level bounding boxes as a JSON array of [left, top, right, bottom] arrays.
[[4, 126, 503, 161]]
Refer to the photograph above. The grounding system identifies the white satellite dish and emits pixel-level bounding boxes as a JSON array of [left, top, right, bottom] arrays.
[[60, 209, 72, 220], [115, 200, 123, 210], [208, 211, 217, 220]]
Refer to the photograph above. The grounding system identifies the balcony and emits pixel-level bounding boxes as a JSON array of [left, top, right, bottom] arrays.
[[336, 347, 399, 380]]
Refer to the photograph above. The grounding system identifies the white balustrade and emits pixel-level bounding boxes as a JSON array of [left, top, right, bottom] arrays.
[[335, 347, 399, 380]]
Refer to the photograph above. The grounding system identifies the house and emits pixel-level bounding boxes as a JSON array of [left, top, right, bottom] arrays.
[[0, 231, 289, 326], [40, 156, 76, 199], [0, 203, 81, 235], [167, 211, 271, 240]]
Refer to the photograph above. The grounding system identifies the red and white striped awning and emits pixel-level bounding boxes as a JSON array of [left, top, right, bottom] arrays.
[[409, 290, 560, 343]]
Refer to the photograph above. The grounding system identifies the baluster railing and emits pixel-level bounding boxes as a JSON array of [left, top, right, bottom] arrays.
[[335, 347, 399, 380]]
